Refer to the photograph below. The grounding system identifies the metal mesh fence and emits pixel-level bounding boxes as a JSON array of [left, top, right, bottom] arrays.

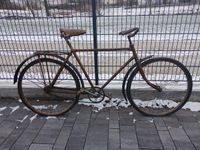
[[0, 0, 200, 82]]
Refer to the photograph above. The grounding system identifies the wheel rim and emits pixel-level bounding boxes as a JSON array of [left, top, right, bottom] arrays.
[[18, 58, 80, 116], [127, 58, 192, 116]]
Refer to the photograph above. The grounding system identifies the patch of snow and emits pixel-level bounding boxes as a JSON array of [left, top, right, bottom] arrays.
[[30, 114, 38, 122], [79, 98, 130, 112], [58, 117, 66, 120], [23, 107, 30, 111], [0, 107, 7, 112], [133, 99, 178, 109], [0, 114, 3, 116], [106, 117, 110, 120], [17, 115, 28, 123], [18, 99, 22, 103], [79, 97, 200, 112], [46, 116, 57, 120], [182, 102, 200, 112], [10, 106, 20, 114], [32, 105, 58, 110], [129, 112, 133, 116], [149, 119, 154, 123]]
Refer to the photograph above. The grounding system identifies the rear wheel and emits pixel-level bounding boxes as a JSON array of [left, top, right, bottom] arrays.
[[126, 57, 192, 116], [18, 58, 80, 116]]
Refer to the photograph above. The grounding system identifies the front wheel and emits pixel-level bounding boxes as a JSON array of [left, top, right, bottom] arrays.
[[18, 58, 81, 116], [126, 57, 192, 116]]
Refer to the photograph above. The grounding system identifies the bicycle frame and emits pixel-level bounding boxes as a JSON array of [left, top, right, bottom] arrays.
[[49, 38, 161, 92]]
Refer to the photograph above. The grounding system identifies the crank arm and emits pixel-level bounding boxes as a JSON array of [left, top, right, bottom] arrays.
[[79, 88, 99, 97]]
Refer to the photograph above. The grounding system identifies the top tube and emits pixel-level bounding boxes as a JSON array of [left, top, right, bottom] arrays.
[[74, 48, 131, 52]]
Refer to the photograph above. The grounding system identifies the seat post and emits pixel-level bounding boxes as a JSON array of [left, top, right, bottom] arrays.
[[128, 36, 132, 45], [64, 38, 74, 51]]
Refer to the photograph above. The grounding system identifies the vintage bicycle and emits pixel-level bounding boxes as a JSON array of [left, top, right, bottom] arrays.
[[14, 27, 192, 116]]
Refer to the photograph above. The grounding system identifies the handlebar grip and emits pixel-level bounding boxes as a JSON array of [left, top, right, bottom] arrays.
[[128, 28, 139, 38]]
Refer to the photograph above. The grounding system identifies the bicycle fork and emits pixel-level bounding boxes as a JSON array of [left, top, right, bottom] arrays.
[[130, 44, 162, 92]]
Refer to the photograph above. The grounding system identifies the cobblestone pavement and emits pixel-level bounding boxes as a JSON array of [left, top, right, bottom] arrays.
[[0, 98, 199, 150]]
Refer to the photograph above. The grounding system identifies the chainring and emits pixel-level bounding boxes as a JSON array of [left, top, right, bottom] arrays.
[[88, 87, 105, 103]]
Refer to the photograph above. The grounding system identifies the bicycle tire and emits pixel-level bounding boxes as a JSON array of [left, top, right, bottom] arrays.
[[18, 58, 81, 116], [126, 57, 192, 116]]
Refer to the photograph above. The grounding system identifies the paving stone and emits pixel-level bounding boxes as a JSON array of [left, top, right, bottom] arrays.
[[136, 121, 157, 135], [176, 110, 197, 123], [158, 130, 176, 150], [0, 120, 19, 145], [120, 125, 138, 150], [182, 122, 200, 149], [193, 111, 200, 121], [109, 128, 120, 150], [84, 124, 108, 150], [70, 104, 81, 113], [0, 99, 200, 150], [163, 115, 181, 128], [109, 108, 119, 129], [7, 104, 30, 121], [34, 119, 64, 144], [90, 110, 109, 125], [75, 106, 92, 124], [29, 144, 53, 150], [66, 123, 88, 150], [169, 127, 196, 150], [119, 109, 134, 126], [53, 126, 73, 150], [137, 133, 163, 149], [11, 118, 46, 150], [64, 111, 78, 127], [0, 109, 32, 150], [134, 111, 153, 121], [0, 121, 29, 150], [84, 110, 109, 150], [153, 117, 167, 131], [0, 101, 20, 123], [136, 120, 163, 149]]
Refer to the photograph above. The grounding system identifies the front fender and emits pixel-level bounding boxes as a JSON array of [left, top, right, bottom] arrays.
[[14, 52, 84, 88], [122, 55, 153, 101]]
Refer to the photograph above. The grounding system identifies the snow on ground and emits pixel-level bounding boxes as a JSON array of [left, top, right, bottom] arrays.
[[183, 102, 200, 112], [0, 107, 7, 112], [0, 5, 199, 18], [1, 47, 199, 57], [17, 115, 28, 123], [103, 5, 200, 16], [78, 98, 200, 112], [79, 98, 129, 112], [32, 104, 58, 110], [10, 106, 20, 114], [0, 33, 199, 42], [30, 114, 37, 122]]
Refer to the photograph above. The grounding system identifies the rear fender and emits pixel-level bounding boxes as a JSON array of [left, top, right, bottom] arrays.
[[14, 52, 84, 88]]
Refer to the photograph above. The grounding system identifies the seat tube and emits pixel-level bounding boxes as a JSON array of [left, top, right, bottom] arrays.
[[50, 53, 71, 87]]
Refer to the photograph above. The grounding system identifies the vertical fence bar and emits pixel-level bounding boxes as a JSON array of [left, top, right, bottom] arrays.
[[91, 0, 99, 85]]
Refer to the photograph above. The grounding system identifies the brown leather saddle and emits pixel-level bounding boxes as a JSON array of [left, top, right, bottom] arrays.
[[60, 28, 86, 37]]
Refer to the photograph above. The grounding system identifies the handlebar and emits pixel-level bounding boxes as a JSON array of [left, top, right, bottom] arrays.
[[119, 27, 139, 38]]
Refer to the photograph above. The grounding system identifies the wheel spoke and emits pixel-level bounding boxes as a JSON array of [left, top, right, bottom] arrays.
[[18, 58, 80, 116], [127, 58, 192, 116]]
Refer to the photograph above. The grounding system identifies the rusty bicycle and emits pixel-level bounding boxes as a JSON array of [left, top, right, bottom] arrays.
[[14, 27, 193, 116]]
